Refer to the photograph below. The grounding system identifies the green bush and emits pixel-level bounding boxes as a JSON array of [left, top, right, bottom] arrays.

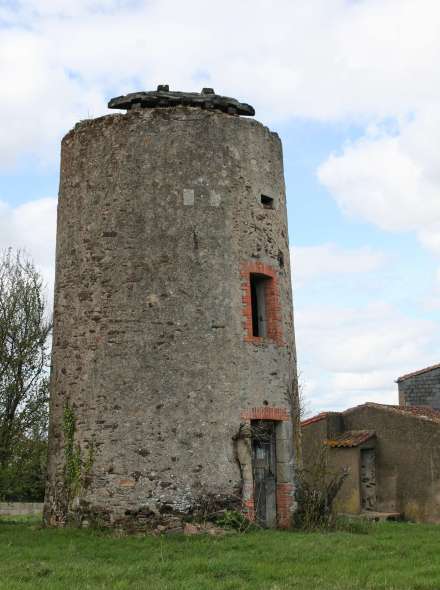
[[0, 436, 47, 502]]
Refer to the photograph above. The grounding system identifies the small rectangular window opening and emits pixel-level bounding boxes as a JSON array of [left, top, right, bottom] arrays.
[[261, 194, 274, 209], [250, 274, 269, 337]]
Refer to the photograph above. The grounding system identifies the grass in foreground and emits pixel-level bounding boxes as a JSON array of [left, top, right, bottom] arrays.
[[1, 516, 440, 589]]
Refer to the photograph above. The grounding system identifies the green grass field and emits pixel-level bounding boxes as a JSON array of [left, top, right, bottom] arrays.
[[2, 517, 440, 589]]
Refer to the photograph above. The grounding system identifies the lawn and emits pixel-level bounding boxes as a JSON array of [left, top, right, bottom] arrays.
[[1, 517, 440, 589]]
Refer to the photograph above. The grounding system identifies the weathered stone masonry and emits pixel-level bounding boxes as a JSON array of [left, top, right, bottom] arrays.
[[44, 87, 299, 530], [397, 364, 440, 410]]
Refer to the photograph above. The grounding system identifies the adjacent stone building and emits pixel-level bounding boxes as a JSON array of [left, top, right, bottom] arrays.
[[397, 363, 440, 409], [44, 86, 299, 530], [302, 403, 440, 523]]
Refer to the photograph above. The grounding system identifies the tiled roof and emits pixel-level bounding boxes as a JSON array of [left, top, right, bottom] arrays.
[[302, 403, 440, 431], [396, 363, 440, 382], [388, 404, 440, 422], [301, 412, 333, 427], [326, 430, 375, 448], [344, 402, 440, 424]]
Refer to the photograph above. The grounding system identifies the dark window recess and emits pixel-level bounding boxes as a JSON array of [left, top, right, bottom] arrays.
[[250, 274, 269, 337], [277, 250, 284, 268], [261, 194, 274, 209]]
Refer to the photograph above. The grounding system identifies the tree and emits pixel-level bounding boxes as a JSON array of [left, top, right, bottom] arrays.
[[0, 249, 51, 497]]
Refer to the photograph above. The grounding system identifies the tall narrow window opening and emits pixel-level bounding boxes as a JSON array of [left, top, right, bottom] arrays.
[[250, 274, 269, 337], [241, 261, 283, 346]]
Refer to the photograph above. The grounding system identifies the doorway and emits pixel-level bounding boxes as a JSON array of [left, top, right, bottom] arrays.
[[251, 420, 277, 527], [360, 448, 376, 511]]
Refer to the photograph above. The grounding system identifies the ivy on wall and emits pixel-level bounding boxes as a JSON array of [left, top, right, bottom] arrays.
[[62, 403, 95, 502]]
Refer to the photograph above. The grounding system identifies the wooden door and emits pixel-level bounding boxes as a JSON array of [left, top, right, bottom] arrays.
[[252, 420, 277, 528]]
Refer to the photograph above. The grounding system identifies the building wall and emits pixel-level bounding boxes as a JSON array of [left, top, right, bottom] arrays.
[[345, 406, 440, 522], [301, 419, 362, 516], [301, 419, 328, 469], [302, 406, 440, 522], [0, 502, 43, 516], [329, 448, 361, 515], [398, 368, 440, 409], [44, 105, 298, 529], [301, 414, 343, 473]]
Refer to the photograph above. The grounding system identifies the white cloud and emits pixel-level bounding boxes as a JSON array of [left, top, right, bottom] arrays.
[[2, 0, 440, 416], [2, 0, 440, 166], [422, 266, 440, 311], [297, 301, 435, 373], [0, 27, 106, 168], [296, 300, 440, 413], [0, 198, 57, 304], [318, 108, 440, 257], [292, 243, 386, 285]]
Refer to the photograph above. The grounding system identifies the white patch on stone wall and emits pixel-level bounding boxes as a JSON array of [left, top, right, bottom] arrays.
[[146, 293, 159, 307], [210, 191, 221, 207], [183, 189, 194, 206]]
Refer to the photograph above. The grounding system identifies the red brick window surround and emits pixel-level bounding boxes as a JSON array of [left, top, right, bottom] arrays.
[[241, 261, 283, 345]]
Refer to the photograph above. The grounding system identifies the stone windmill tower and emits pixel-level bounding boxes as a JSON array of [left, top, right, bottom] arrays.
[[44, 85, 298, 530]]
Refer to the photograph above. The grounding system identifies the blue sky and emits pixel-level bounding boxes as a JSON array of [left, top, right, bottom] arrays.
[[1, 0, 440, 414]]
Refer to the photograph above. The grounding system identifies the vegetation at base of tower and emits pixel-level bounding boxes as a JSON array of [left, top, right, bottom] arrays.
[[294, 445, 348, 531], [62, 403, 95, 501], [0, 249, 51, 502], [215, 510, 259, 533], [3, 517, 440, 589]]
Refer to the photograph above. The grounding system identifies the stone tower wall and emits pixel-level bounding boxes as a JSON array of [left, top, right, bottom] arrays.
[[44, 105, 297, 529], [398, 366, 440, 409]]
